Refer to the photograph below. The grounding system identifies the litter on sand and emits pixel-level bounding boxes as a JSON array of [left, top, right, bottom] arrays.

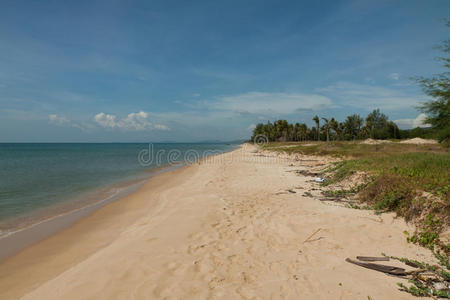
[[345, 255, 450, 298], [314, 177, 325, 183], [345, 258, 406, 276], [356, 256, 390, 262]]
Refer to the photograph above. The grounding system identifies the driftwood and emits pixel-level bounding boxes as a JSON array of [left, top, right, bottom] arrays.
[[356, 256, 390, 262], [348, 255, 449, 298], [317, 197, 348, 202], [303, 228, 321, 243], [295, 170, 320, 177], [275, 189, 297, 195], [403, 260, 420, 268], [317, 197, 353, 204], [345, 258, 406, 276]]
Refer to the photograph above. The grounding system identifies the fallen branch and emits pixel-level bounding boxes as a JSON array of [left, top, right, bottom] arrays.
[[345, 258, 406, 276], [303, 228, 321, 243], [356, 256, 389, 262]]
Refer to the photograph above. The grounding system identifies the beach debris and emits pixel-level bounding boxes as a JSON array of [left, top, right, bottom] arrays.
[[356, 256, 390, 262], [346, 254, 450, 298], [345, 258, 406, 276], [296, 170, 321, 177], [317, 197, 349, 203], [357, 216, 383, 223], [314, 177, 325, 183], [303, 228, 322, 243], [275, 189, 297, 195]]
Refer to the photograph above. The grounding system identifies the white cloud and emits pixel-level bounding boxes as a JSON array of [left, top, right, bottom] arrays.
[[122, 111, 151, 130], [48, 114, 70, 125], [210, 92, 332, 115], [93, 111, 169, 131], [317, 82, 424, 110], [394, 113, 431, 129], [48, 114, 89, 131], [93, 112, 117, 128], [388, 73, 400, 80], [154, 124, 170, 130]]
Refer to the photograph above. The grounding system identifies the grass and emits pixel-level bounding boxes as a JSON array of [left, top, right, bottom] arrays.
[[262, 141, 450, 252], [328, 153, 450, 204], [263, 141, 449, 198], [263, 140, 448, 158]]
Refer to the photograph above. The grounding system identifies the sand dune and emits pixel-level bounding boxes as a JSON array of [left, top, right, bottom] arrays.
[[0, 144, 434, 299]]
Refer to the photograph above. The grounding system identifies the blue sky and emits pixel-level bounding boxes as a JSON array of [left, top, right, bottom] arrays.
[[0, 0, 449, 142]]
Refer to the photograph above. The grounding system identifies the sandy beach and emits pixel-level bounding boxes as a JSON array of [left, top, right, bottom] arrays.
[[0, 144, 435, 299]]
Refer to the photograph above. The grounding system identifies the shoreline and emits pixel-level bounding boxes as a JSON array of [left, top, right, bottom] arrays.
[[0, 163, 184, 262], [0, 159, 199, 299], [0, 144, 436, 300], [0, 144, 239, 262]]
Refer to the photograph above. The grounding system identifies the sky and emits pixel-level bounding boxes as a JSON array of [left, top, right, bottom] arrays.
[[0, 0, 449, 142]]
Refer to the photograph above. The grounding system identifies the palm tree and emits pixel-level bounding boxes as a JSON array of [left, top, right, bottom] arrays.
[[330, 118, 340, 140], [293, 123, 301, 141], [344, 114, 363, 140], [365, 118, 374, 139], [339, 122, 345, 140], [322, 117, 330, 142], [300, 123, 308, 141], [313, 115, 320, 141]]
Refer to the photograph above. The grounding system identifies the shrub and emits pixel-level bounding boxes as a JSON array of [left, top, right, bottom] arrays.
[[359, 173, 416, 216]]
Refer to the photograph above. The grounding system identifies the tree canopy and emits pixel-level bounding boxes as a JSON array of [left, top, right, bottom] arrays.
[[251, 109, 401, 142]]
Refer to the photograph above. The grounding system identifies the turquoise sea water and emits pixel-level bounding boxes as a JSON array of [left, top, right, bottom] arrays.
[[0, 143, 238, 233]]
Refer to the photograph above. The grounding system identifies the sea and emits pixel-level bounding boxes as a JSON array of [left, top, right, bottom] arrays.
[[0, 143, 238, 237]]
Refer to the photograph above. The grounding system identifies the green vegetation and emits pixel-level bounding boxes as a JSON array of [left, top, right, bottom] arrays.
[[263, 140, 447, 157], [382, 252, 450, 298], [405, 214, 442, 249], [251, 109, 402, 142], [397, 280, 449, 298]]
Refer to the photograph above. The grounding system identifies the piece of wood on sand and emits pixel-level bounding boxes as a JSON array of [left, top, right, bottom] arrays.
[[345, 258, 406, 276], [303, 228, 321, 243], [356, 256, 390, 262]]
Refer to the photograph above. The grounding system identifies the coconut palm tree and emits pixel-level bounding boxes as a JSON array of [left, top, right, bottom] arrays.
[[313, 115, 320, 141], [300, 123, 308, 141], [322, 117, 330, 142], [330, 118, 340, 140], [344, 114, 363, 140]]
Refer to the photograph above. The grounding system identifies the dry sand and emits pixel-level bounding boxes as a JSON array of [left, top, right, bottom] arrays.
[[0, 144, 435, 299], [361, 138, 391, 145], [399, 137, 439, 144]]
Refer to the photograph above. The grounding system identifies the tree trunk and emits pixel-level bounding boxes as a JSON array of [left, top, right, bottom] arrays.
[[316, 125, 320, 141]]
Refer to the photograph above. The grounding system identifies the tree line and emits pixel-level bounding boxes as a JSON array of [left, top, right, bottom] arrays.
[[250, 109, 403, 142]]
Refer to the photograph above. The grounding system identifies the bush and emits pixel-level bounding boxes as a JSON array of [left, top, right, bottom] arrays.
[[359, 173, 417, 216]]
